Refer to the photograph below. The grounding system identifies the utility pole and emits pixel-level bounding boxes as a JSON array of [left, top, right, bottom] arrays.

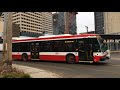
[[2, 12, 7, 65], [6, 12, 12, 66], [2, 12, 12, 69]]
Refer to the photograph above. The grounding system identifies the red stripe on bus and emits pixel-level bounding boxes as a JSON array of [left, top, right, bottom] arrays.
[[75, 56, 79, 62], [12, 55, 79, 62], [40, 55, 66, 61], [12, 55, 21, 60], [94, 56, 103, 62], [12, 55, 31, 60], [40, 55, 78, 62]]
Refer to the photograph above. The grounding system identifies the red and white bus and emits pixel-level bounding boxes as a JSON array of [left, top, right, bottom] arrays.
[[0, 36, 3, 52], [12, 34, 111, 63]]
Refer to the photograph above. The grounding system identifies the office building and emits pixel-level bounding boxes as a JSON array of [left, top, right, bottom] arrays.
[[1, 12, 53, 37], [0, 16, 20, 37], [94, 12, 104, 34], [0, 17, 3, 34], [104, 12, 120, 35], [53, 12, 77, 35], [94, 12, 120, 35]]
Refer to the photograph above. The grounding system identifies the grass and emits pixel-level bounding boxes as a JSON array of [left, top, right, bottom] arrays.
[[0, 63, 31, 78]]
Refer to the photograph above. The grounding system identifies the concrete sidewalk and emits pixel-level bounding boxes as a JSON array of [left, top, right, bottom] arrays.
[[13, 64, 62, 78]]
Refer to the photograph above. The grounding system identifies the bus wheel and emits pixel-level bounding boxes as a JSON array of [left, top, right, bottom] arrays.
[[66, 55, 76, 64], [22, 53, 28, 61]]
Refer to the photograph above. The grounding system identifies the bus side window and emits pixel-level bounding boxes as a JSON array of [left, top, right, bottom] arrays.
[[64, 40, 76, 51], [40, 42, 45, 52], [78, 43, 83, 49], [86, 44, 92, 51], [53, 41, 65, 52], [12, 43, 20, 52], [78, 40, 85, 50], [41, 41, 52, 52], [65, 43, 72, 51]]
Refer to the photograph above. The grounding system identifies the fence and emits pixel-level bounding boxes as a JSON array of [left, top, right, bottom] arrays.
[[107, 41, 120, 51]]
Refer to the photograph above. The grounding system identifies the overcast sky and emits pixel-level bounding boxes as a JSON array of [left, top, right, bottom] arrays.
[[77, 12, 95, 34]]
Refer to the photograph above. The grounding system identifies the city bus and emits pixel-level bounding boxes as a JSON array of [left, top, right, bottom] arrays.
[[12, 34, 110, 63]]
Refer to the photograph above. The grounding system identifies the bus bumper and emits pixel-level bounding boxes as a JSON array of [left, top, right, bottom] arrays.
[[100, 56, 110, 61]]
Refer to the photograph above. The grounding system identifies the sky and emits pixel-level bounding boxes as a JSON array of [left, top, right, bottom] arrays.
[[77, 12, 95, 34]]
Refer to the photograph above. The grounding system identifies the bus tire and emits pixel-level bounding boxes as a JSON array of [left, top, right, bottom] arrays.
[[22, 53, 28, 61], [66, 55, 76, 64]]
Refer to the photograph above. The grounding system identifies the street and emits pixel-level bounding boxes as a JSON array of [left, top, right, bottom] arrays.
[[0, 52, 120, 78]]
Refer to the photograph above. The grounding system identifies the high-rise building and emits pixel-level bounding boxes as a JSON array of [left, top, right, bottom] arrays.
[[95, 12, 120, 51], [94, 12, 104, 34], [104, 12, 120, 35], [94, 12, 120, 35], [1, 12, 53, 37], [53, 12, 77, 35], [0, 16, 20, 37], [0, 17, 3, 33]]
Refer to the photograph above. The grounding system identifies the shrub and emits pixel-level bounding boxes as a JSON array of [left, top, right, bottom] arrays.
[[0, 72, 31, 78]]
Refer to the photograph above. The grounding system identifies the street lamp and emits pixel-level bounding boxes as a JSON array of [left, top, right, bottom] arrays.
[[85, 26, 88, 33]]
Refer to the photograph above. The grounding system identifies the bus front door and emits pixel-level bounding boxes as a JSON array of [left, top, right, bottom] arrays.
[[78, 44, 87, 61], [78, 44, 93, 62], [30, 42, 40, 60]]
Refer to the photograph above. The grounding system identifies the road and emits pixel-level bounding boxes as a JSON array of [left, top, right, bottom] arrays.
[[1, 53, 120, 78]]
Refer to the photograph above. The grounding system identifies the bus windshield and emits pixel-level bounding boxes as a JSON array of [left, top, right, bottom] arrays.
[[90, 38, 101, 52], [98, 38, 108, 52], [78, 38, 101, 52]]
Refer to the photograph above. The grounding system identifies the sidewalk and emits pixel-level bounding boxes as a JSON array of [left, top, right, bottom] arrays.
[[13, 64, 62, 78]]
